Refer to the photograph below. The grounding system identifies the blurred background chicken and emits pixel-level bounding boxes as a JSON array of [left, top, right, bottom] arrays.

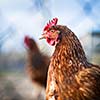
[[40, 18, 100, 100], [24, 36, 50, 88]]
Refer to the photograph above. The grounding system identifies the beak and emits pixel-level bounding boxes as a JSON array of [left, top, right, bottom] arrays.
[[39, 34, 45, 40], [39, 33, 47, 40], [39, 36, 45, 40]]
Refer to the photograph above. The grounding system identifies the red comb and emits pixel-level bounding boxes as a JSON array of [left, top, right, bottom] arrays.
[[44, 18, 58, 31], [24, 36, 29, 44]]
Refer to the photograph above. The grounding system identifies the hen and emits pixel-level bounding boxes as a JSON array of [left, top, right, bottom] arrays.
[[40, 18, 100, 100], [24, 36, 49, 88]]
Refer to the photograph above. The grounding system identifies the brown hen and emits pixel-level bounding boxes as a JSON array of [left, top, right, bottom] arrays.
[[40, 18, 100, 100], [24, 36, 49, 88]]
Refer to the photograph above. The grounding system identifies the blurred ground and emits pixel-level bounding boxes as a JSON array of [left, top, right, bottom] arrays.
[[0, 72, 45, 100]]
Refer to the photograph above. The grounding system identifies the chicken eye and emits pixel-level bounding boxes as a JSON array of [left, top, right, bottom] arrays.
[[50, 30, 55, 32]]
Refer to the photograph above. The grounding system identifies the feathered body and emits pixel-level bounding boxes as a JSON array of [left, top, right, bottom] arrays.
[[40, 18, 100, 100], [24, 36, 49, 87]]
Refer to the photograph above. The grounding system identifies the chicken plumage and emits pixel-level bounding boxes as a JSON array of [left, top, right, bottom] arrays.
[[24, 36, 49, 88], [40, 18, 100, 100]]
